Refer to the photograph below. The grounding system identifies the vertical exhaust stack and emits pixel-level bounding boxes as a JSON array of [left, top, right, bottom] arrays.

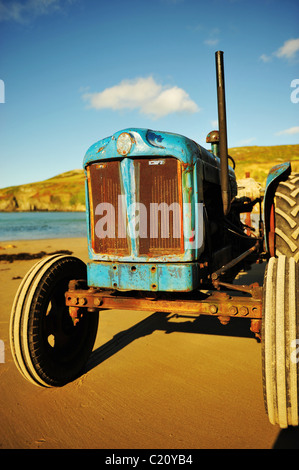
[[215, 50, 231, 216]]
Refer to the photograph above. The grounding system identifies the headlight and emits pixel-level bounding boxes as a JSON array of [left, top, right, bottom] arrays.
[[117, 132, 134, 155]]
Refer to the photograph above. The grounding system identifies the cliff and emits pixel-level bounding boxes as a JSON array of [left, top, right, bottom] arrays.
[[0, 169, 86, 212]]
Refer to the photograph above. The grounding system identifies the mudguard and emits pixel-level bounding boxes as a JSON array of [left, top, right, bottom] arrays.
[[263, 162, 291, 255]]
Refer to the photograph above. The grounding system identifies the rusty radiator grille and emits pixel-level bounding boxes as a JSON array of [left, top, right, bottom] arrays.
[[87, 157, 183, 257], [87, 161, 129, 255], [137, 158, 183, 256]]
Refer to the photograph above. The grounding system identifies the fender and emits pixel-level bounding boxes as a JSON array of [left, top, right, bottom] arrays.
[[263, 162, 291, 255]]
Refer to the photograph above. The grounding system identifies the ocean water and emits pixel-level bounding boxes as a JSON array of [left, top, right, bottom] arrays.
[[0, 212, 87, 241], [0, 211, 262, 242]]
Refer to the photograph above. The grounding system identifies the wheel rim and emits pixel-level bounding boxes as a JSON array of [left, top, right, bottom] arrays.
[[42, 281, 83, 359]]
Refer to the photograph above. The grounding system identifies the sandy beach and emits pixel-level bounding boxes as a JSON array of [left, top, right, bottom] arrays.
[[0, 237, 298, 449]]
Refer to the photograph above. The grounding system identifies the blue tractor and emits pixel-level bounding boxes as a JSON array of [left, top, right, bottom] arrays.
[[10, 52, 298, 428]]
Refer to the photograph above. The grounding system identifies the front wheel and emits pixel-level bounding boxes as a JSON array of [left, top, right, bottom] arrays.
[[10, 254, 99, 387], [262, 255, 299, 428]]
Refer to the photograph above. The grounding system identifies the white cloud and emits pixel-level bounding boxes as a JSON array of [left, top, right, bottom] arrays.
[[204, 38, 219, 46], [142, 86, 199, 118], [84, 77, 160, 112], [83, 76, 200, 119], [276, 126, 299, 136], [259, 54, 272, 63], [260, 38, 299, 63], [0, 0, 73, 23], [274, 38, 299, 60], [204, 28, 220, 47]]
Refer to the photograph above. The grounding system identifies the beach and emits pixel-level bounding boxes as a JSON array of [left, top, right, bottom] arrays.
[[0, 237, 297, 449]]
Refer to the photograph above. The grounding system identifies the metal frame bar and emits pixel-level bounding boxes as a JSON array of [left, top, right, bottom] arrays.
[[65, 286, 262, 319]]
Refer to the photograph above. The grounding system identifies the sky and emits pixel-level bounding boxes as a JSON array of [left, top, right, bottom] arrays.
[[0, 0, 298, 188]]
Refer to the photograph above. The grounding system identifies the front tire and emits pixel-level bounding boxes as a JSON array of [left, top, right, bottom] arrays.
[[262, 256, 299, 427], [10, 255, 98, 387]]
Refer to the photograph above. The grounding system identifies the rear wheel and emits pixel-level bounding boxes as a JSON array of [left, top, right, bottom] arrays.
[[274, 172, 299, 262], [10, 255, 98, 387], [262, 256, 299, 428]]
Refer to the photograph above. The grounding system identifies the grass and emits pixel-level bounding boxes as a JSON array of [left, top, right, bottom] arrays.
[[229, 144, 299, 185]]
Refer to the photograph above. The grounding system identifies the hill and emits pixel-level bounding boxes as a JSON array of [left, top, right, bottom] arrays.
[[0, 169, 85, 212], [229, 144, 299, 183], [0, 144, 298, 212]]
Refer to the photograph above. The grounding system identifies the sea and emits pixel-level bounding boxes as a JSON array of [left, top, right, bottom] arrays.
[[0, 211, 262, 242], [0, 212, 87, 241]]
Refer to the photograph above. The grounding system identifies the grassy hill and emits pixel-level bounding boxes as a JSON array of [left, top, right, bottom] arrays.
[[0, 144, 298, 212], [0, 169, 85, 212], [229, 144, 299, 184]]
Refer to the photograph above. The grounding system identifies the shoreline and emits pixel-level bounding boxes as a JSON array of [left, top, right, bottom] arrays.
[[0, 237, 89, 264]]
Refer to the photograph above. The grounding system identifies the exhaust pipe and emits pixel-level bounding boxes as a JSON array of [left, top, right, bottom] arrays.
[[215, 51, 231, 216]]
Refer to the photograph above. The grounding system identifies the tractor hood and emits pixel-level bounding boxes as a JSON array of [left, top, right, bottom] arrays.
[[83, 128, 235, 179]]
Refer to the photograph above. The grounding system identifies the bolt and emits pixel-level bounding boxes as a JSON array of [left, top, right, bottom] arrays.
[[240, 306, 249, 316], [209, 304, 218, 314], [229, 306, 238, 315], [78, 297, 87, 306], [94, 298, 103, 307]]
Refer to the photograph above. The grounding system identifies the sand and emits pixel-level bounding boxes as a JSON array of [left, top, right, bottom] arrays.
[[0, 237, 298, 449]]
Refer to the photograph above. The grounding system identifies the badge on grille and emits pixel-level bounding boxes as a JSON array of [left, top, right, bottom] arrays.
[[149, 160, 165, 165]]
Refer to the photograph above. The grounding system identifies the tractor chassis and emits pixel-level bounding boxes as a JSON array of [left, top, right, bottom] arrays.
[[65, 242, 264, 340]]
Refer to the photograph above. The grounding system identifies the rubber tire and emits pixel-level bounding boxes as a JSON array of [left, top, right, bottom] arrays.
[[275, 172, 299, 262], [10, 255, 99, 387], [262, 256, 299, 428]]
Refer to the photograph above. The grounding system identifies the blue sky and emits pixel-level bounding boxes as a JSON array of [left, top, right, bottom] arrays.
[[0, 0, 298, 188]]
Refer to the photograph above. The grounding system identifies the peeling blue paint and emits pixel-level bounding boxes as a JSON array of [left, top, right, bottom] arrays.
[[87, 261, 200, 292], [146, 130, 165, 148]]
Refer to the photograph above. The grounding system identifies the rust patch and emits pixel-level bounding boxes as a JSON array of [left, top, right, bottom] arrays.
[[65, 288, 262, 319]]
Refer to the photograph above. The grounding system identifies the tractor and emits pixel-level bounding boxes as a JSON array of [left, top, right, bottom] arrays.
[[10, 52, 299, 429]]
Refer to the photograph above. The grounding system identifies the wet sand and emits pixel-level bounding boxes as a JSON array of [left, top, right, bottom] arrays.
[[0, 238, 298, 449]]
